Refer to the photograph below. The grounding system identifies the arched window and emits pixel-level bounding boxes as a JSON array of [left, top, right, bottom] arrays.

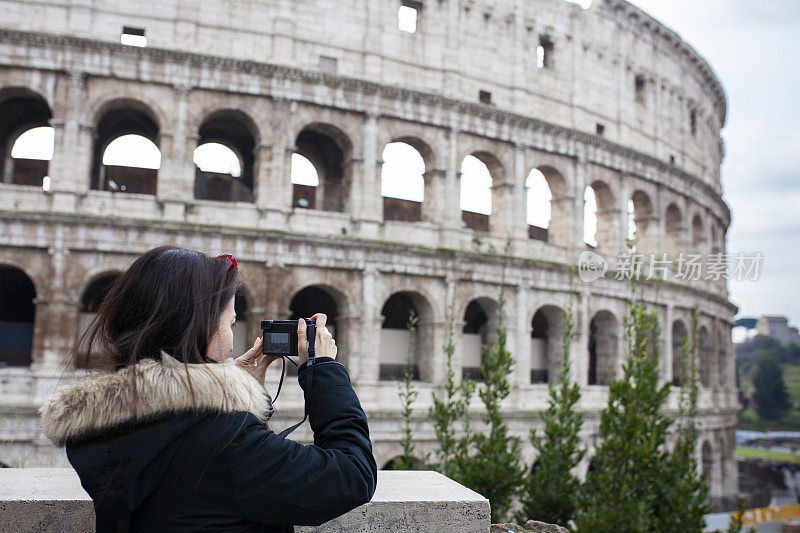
[[629, 191, 656, 254], [584, 186, 598, 247], [0, 266, 36, 366], [460, 155, 492, 232], [671, 320, 688, 386], [462, 298, 498, 380], [584, 181, 615, 251], [194, 111, 256, 202], [698, 326, 711, 387], [289, 286, 341, 371], [717, 328, 728, 388], [9, 126, 54, 190], [588, 310, 618, 385], [665, 203, 683, 258], [292, 124, 352, 212], [381, 142, 425, 222], [379, 293, 421, 381], [0, 89, 53, 188], [91, 104, 160, 195], [526, 169, 552, 242], [228, 288, 250, 359], [692, 214, 706, 255], [290, 154, 320, 209], [194, 143, 241, 176], [701, 441, 713, 482], [530, 305, 565, 383], [627, 198, 637, 250]]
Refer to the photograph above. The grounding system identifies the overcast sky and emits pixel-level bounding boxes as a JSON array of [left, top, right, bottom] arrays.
[[627, 0, 800, 331], [14, 1, 797, 334]]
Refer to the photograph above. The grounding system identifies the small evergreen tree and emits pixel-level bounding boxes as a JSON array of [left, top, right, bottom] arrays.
[[392, 311, 424, 470], [655, 306, 709, 532], [457, 290, 525, 522], [429, 299, 476, 479], [753, 357, 791, 420], [574, 296, 673, 533], [517, 276, 584, 526]]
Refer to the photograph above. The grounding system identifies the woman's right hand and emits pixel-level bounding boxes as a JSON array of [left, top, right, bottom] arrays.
[[297, 313, 337, 365]]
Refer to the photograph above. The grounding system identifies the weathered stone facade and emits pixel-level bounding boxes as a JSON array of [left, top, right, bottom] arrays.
[[0, 0, 737, 508]]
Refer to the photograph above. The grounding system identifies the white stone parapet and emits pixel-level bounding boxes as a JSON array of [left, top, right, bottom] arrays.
[[0, 468, 490, 533]]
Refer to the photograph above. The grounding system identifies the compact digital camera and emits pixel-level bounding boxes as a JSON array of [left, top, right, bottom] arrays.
[[260, 319, 316, 357]]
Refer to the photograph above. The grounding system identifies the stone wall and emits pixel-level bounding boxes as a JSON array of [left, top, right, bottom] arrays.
[[0, 469, 490, 532], [0, 0, 738, 507]]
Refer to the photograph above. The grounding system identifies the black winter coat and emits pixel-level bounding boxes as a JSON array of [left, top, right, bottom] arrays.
[[39, 352, 377, 532]]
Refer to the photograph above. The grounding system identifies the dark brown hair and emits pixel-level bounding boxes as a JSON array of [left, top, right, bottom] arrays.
[[74, 244, 240, 370], [70, 245, 246, 504]]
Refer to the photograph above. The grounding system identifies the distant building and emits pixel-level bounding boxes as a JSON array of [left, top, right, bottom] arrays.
[[756, 316, 800, 347]]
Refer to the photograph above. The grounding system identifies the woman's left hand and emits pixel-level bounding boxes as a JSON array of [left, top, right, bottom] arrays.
[[235, 337, 277, 385]]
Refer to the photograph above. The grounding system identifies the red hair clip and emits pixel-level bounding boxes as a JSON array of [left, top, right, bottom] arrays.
[[218, 253, 238, 270]]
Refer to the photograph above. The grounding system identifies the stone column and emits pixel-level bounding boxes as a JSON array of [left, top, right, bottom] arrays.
[[514, 285, 530, 388], [336, 311, 360, 380], [422, 168, 446, 225], [357, 265, 381, 384], [501, 145, 528, 244], [575, 288, 590, 385], [49, 71, 90, 212], [427, 318, 448, 386], [655, 185, 666, 256], [445, 275, 465, 378], [32, 246, 74, 371], [353, 112, 381, 237], [156, 86, 193, 216], [617, 173, 631, 252], [254, 143, 273, 211], [569, 156, 588, 250], [664, 303, 674, 386], [441, 129, 462, 242], [261, 99, 292, 221]]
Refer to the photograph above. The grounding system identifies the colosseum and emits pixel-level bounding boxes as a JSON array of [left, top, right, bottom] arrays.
[[0, 0, 737, 509]]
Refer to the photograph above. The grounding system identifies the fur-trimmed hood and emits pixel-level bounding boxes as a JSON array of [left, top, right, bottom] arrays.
[[40, 352, 273, 447]]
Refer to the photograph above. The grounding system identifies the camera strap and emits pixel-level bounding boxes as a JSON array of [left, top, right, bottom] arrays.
[[276, 327, 315, 438]]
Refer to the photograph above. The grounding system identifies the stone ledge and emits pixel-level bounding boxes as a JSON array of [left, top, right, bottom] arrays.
[[0, 468, 490, 533]]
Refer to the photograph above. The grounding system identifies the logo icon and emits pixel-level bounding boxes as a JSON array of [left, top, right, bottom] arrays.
[[578, 251, 608, 283]]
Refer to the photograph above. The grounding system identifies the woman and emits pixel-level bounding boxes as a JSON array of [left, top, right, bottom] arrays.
[[39, 245, 377, 532]]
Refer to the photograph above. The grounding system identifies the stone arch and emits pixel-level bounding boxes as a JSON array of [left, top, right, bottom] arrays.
[[671, 319, 688, 386], [530, 304, 565, 383], [526, 165, 569, 245], [584, 180, 616, 251], [700, 439, 720, 497], [292, 122, 354, 213], [390, 135, 437, 170], [691, 212, 706, 255], [461, 296, 500, 380], [629, 190, 657, 254], [379, 291, 434, 382], [194, 109, 259, 203], [701, 440, 713, 477], [90, 99, 161, 195], [232, 284, 251, 359], [0, 265, 37, 367], [698, 325, 711, 387], [459, 151, 505, 233], [380, 140, 426, 222], [716, 326, 728, 388], [72, 271, 121, 367], [588, 309, 619, 385], [0, 87, 53, 187], [665, 203, 684, 258], [287, 284, 347, 371]]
